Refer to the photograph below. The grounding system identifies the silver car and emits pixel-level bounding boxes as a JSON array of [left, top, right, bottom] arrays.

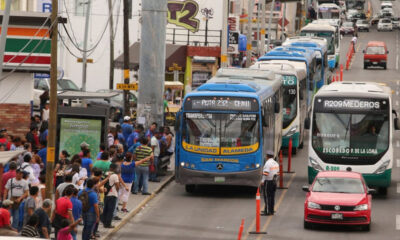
[[391, 17, 400, 29], [377, 18, 393, 31], [356, 20, 370, 32]]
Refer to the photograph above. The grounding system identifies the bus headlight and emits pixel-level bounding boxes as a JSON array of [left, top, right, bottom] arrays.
[[180, 162, 185, 167], [256, 163, 260, 168], [373, 160, 390, 174], [284, 126, 298, 137], [309, 157, 324, 171]]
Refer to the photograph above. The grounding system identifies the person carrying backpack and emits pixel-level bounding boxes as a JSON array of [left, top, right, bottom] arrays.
[[78, 178, 100, 240], [101, 163, 119, 228]]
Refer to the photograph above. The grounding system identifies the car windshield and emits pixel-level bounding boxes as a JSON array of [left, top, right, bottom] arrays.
[[343, 22, 353, 27], [312, 177, 365, 193], [357, 20, 367, 24], [58, 79, 80, 91], [366, 46, 385, 55], [183, 113, 259, 148], [381, 19, 391, 23]]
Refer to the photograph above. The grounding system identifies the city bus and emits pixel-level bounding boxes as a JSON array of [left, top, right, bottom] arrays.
[[282, 36, 328, 90], [300, 23, 339, 69], [174, 68, 283, 192], [307, 82, 400, 194], [346, 0, 366, 11], [317, 3, 341, 25], [259, 47, 317, 110], [251, 62, 307, 153]]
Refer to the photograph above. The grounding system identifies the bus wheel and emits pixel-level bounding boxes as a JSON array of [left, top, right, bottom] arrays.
[[378, 187, 387, 195], [292, 147, 297, 155], [185, 184, 196, 193]]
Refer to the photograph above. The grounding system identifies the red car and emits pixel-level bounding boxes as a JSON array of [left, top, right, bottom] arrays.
[[303, 171, 375, 231]]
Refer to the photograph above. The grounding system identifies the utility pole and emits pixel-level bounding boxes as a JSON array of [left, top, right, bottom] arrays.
[[246, 0, 254, 67], [123, 0, 130, 116], [81, 0, 91, 91], [46, 0, 59, 200], [0, 0, 12, 81], [281, 3, 286, 41], [260, 0, 266, 56], [108, 0, 115, 89], [256, 3, 260, 56], [137, 0, 167, 128], [267, 0, 276, 53], [221, 0, 229, 68]]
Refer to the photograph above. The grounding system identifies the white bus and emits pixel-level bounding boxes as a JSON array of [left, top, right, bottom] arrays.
[[317, 3, 341, 25], [306, 82, 400, 194], [250, 62, 307, 153], [300, 22, 340, 69]]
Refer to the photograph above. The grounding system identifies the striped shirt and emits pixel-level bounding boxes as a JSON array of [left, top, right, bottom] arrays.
[[134, 145, 152, 167], [21, 225, 40, 237]]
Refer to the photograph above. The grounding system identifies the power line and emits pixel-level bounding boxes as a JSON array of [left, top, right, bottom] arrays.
[[58, 31, 81, 59]]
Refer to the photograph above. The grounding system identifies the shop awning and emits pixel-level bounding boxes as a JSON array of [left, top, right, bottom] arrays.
[[114, 42, 187, 71]]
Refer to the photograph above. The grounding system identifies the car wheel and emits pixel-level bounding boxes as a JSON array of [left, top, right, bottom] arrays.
[[364, 63, 367, 69], [367, 29, 369, 32], [185, 184, 196, 193], [304, 220, 313, 229], [362, 224, 370, 231], [383, 63, 387, 70]]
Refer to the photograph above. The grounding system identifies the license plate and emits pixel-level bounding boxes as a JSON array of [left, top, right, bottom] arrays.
[[331, 213, 343, 220], [214, 176, 225, 183], [373, 62, 378, 65]]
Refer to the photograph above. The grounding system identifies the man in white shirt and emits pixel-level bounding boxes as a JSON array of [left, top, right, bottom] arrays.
[[352, 35, 357, 53], [261, 151, 279, 216], [149, 130, 162, 182]]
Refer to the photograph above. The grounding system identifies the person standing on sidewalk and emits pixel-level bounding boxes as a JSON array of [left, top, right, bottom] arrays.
[[101, 163, 119, 228], [261, 151, 279, 216], [133, 137, 154, 195], [51, 186, 74, 238], [150, 131, 162, 182], [79, 178, 100, 240], [0, 199, 18, 236], [352, 34, 358, 53], [3, 168, 29, 229]]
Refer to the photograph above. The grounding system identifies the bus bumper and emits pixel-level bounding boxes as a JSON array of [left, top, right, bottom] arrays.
[[282, 132, 300, 148], [308, 167, 392, 188], [176, 166, 262, 187]]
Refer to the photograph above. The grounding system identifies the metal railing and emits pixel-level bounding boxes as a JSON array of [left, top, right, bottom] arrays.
[[166, 28, 222, 47]]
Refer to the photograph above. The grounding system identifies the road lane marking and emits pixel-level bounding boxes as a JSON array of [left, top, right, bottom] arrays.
[[397, 140, 400, 148], [396, 100, 399, 106], [397, 182, 400, 194], [397, 80, 399, 86], [397, 159, 400, 168], [397, 90, 399, 96], [243, 173, 296, 240], [397, 55, 399, 71], [397, 215, 400, 230]]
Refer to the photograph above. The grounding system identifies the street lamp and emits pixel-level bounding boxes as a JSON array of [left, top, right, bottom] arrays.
[[201, 8, 214, 46]]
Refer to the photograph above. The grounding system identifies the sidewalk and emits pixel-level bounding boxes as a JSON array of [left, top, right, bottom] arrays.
[[98, 170, 175, 240]]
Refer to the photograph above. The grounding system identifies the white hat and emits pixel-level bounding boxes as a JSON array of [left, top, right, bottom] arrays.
[[124, 116, 131, 121], [266, 150, 274, 156]]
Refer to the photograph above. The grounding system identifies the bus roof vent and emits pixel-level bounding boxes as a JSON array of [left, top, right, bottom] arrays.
[[197, 83, 258, 92]]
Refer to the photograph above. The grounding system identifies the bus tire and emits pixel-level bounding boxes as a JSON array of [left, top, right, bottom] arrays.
[[378, 187, 387, 195], [185, 184, 196, 193], [292, 147, 297, 155]]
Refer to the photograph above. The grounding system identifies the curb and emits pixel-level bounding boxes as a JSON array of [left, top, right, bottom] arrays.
[[101, 174, 175, 240]]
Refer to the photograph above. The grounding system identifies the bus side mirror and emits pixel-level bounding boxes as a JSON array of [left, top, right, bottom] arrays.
[[305, 118, 310, 129], [299, 89, 304, 100], [302, 186, 310, 192], [274, 102, 280, 113], [395, 118, 400, 130], [367, 188, 377, 195]]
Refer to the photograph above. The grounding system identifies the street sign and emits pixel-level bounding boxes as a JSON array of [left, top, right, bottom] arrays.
[[117, 83, 138, 91], [278, 18, 289, 27], [168, 63, 182, 71], [228, 31, 239, 54], [77, 58, 94, 63]]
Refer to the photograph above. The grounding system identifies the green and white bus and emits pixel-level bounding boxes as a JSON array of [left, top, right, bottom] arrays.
[[251, 62, 307, 153], [307, 82, 400, 194]]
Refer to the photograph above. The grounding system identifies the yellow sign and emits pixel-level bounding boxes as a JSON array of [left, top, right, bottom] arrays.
[[169, 63, 182, 71], [182, 142, 259, 155], [117, 83, 138, 91], [47, 147, 55, 163], [77, 58, 93, 63]]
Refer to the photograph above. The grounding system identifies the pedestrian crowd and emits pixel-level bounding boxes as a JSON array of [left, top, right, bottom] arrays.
[[0, 115, 174, 239]]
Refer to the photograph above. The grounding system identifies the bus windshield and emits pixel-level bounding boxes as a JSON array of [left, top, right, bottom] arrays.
[[318, 8, 340, 19], [301, 31, 335, 55], [183, 113, 259, 148], [282, 76, 297, 128], [312, 112, 389, 157]]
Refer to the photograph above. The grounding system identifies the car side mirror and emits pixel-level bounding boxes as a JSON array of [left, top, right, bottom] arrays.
[[305, 117, 310, 129], [274, 102, 280, 113], [367, 188, 377, 195], [362, 50, 365, 53], [387, 50, 389, 54], [302, 186, 310, 192]]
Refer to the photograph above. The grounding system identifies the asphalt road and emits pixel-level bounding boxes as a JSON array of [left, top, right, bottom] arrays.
[[111, 1, 400, 239]]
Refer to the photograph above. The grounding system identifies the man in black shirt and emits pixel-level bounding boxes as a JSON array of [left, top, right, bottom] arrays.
[[34, 199, 52, 238]]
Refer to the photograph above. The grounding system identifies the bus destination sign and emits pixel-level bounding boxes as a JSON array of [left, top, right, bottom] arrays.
[[314, 97, 389, 112], [185, 97, 258, 111]]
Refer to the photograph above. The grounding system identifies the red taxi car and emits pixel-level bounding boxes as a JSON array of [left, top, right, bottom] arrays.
[[303, 171, 375, 231]]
